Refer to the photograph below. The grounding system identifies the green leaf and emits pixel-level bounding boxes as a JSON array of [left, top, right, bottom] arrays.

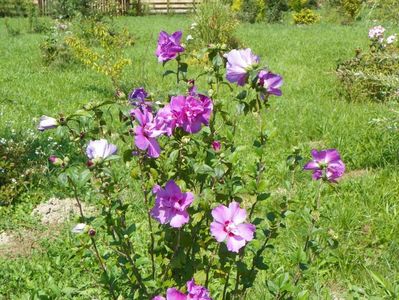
[[257, 192, 270, 201], [163, 70, 176, 77]]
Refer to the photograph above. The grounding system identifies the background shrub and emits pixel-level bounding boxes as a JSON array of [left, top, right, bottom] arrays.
[[292, 8, 320, 24], [191, 0, 240, 48]]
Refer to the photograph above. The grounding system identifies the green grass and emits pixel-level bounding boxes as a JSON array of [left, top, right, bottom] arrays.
[[1, 15, 399, 299]]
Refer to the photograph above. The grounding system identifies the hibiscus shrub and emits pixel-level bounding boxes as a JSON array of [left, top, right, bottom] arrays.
[[336, 26, 399, 102], [38, 25, 346, 299]]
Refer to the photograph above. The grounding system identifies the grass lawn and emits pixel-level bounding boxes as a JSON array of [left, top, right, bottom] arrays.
[[1, 15, 399, 298]]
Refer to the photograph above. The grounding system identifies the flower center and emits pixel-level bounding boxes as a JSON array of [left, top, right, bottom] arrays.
[[224, 221, 237, 237]]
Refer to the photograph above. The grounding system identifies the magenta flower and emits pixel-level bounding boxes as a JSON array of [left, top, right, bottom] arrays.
[[153, 288, 186, 300], [133, 108, 164, 158], [170, 94, 213, 134], [38, 115, 59, 131], [156, 31, 185, 63], [155, 105, 177, 136], [86, 139, 117, 160], [151, 180, 194, 228], [210, 202, 256, 253], [211, 141, 221, 152], [153, 279, 211, 300], [225, 48, 259, 86], [303, 149, 345, 182], [257, 70, 283, 98], [187, 279, 212, 300]]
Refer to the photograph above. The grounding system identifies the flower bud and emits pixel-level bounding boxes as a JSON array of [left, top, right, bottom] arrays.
[[88, 228, 96, 236], [87, 160, 94, 168], [212, 140, 221, 152]]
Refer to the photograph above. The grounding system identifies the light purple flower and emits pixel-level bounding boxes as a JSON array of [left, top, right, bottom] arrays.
[[211, 141, 221, 152], [210, 202, 256, 253], [153, 296, 166, 300], [303, 149, 345, 182], [368, 25, 385, 39], [257, 70, 283, 98], [38, 115, 59, 131], [155, 105, 177, 136], [170, 94, 213, 134], [151, 180, 194, 228], [86, 139, 117, 160], [133, 108, 164, 158], [187, 279, 212, 300], [225, 48, 259, 86], [156, 31, 185, 63]]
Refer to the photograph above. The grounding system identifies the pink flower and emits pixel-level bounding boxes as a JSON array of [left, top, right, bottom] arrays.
[[303, 149, 345, 182], [187, 279, 212, 300], [133, 108, 164, 158], [155, 104, 177, 136], [153, 279, 212, 300], [170, 94, 213, 134], [210, 202, 256, 253], [151, 180, 194, 228], [153, 288, 186, 300]]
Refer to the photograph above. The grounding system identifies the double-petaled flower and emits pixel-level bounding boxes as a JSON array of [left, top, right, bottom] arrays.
[[151, 180, 194, 228], [156, 31, 185, 63], [153, 278, 211, 300], [169, 94, 213, 134], [303, 149, 345, 182], [210, 201, 256, 253]]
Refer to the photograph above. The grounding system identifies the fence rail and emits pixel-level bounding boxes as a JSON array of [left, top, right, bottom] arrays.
[[35, 0, 200, 15]]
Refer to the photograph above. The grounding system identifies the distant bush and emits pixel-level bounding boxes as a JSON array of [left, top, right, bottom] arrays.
[[336, 26, 399, 102], [292, 8, 320, 24], [266, 0, 289, 23], [40, 21, 75, 66], [0, 129, 56, 206], [367, 0, 399, 25], [191, 0, 240, 48], [0, 0, 30, 17]]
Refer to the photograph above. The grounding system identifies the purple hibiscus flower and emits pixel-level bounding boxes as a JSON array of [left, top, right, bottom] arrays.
[[154, 104, 177, 136], [38, 115, 59, 131], [150, 180, 194, 228], [187, 279, 212, 300], [170, 94, 213, 134], [225, 48, 259, 86], [153, 288, 186, 300], [153, 279, 211, 300], [303, 149, 346, 182], [257, 70, 283, 98], [133, 108, 164, 158], [155, 31, 185, 63], [128, 87, 152, 110], [86, 139, 117, 160], [210, 202, 256, 253]]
